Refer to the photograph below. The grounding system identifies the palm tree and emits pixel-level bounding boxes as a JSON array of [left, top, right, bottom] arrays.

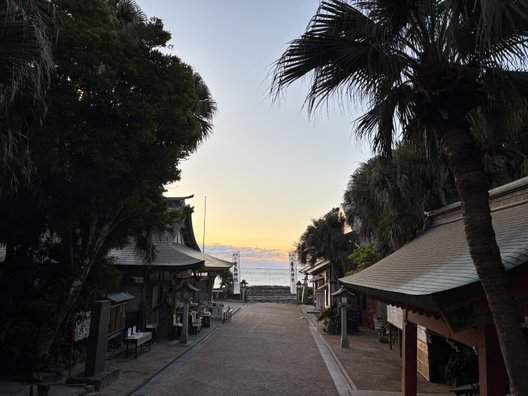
[[344, 143, 456, 255], [191, 72, 217, 139], [296, 208, 358, 277], [0, 0, 55, 188], [271, 0, 528, 392]]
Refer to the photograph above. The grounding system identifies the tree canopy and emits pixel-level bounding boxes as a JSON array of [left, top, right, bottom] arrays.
[[344, 143, 457, 255], [0, 0, 216, 373], [296, 207, 358, 277]]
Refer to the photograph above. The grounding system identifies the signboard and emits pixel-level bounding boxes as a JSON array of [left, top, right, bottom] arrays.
[[387, 305, 427, 342], [387, 305, 429, 380], [232, 251, 240, 294], [73, 311, 91, 342], [387, 305, 403, 329], [288, 252, 297, 294]]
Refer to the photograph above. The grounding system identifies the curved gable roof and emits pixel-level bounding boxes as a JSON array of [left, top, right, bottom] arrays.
[[341, 182, 528, 312]]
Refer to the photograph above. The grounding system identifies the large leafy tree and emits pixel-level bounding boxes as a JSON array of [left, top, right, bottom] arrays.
[[271, 0, 528, 392], [0, 0, 216, 373], [296, 207, 358, 277], [0, 0, 55, 188]]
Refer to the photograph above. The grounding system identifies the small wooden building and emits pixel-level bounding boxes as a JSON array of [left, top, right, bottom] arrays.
[[340, 177, 528, 395], [106, 292, 135, 339], [301, 259, 339, 309], [109, 196, 233, 338]]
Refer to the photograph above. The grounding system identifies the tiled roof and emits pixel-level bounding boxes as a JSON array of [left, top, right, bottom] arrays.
[[305, 260, 331, 275], [109, 242, 233, 272], [340, 198, 528, 311], [171, 243, 233, 271], [106, 292, 135, 303], [109, 242, 203, 270]]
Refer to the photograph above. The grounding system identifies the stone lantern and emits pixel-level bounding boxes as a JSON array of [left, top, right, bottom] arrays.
[[332, 286, 355, 348]]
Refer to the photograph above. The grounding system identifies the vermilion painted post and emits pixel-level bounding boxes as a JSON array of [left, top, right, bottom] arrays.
[[402, 318, 417, 396], [478, 323, 508, 395]]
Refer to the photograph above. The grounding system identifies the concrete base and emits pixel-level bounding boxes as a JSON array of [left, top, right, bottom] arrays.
[[66, 366, 120, 391]]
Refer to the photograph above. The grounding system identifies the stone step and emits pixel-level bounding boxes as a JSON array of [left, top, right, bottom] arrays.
[[245, 286, 298, 303]]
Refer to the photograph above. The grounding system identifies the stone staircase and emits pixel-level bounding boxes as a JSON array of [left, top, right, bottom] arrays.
[[246, 286, 297, 303]]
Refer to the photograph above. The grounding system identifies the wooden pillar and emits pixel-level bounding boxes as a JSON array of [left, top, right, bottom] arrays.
[[402, 316, 417, 396], [478, 323, 508, 396]]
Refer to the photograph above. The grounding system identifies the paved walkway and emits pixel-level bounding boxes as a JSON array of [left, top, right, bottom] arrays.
[[128, 303, 451, 396], [132, 303, 337, 396], [299, 305, 451, 396], [2, 302, 453, 395]]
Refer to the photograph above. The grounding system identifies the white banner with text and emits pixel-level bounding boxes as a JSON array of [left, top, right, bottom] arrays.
[[289, 252, 297, 294], [232, 251, 240, 294]]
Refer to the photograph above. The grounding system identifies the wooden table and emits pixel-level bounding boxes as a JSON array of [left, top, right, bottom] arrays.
[[124, 332, 152, 359]]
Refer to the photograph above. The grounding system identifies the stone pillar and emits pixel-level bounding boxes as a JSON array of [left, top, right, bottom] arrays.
[[340, 304, 349, 348], [179, 300, 189, 344], [402, 317, 417, 396], [478, 323, 508, 395], [85, 300, 111, 376]]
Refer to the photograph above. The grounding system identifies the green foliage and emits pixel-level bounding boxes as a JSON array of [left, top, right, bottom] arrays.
[[345, 244, 382, 276], [296, 207, 358, 277], [0, 0, 216, 374], [343, 138, 528, 256], [0, 0, 56, 187], [344, 143, 457, 255], [218, 271, 233, 297], [317, 307, 341, 335], [317, 306, 357, 334]]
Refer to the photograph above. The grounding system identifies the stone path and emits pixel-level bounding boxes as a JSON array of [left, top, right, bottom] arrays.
[[131, 303, 338, 396], [2, 302, 452, 395]]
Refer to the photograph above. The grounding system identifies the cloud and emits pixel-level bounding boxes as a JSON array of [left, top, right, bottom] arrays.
[[204, 243, 289, 264]]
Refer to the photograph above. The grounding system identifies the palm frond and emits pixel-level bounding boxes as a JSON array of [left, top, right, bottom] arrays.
[[356, 83, 414, 155], [191, 72, 217, 139], [0, 0, 55, 188], [271, 0, 408, 112]]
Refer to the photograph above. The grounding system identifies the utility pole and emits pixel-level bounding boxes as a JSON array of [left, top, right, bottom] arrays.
[[202, 196, 207, 252]]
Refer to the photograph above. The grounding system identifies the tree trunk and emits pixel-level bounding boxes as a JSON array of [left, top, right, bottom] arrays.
[[438, 124, 528, 395], [33, 215, 118, 366]]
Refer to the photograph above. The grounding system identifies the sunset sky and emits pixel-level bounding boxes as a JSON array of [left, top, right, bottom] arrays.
[[138, 1, 370, 265]]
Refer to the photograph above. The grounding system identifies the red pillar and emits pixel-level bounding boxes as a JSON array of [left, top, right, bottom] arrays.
[[478, 323, 508, 396], [402, 318, 417, 396]]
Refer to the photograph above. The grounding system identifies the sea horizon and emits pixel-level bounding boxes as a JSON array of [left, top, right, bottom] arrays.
[[214, 261, 303, 287]]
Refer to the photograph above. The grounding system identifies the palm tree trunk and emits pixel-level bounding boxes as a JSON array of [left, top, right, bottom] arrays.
[[437, 124, 528, 395]]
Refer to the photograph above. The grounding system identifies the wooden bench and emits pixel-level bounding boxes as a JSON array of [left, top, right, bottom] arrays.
[[124, 331, 152, 359]]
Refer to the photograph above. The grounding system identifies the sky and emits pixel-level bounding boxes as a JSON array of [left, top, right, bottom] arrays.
[[137, 1, 370, 266]]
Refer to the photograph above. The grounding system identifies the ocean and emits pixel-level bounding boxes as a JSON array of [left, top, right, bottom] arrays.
[[214, 262, 302, 287]]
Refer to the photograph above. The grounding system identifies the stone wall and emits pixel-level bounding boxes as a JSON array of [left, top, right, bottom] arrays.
[[246, 286, 297, 303]]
